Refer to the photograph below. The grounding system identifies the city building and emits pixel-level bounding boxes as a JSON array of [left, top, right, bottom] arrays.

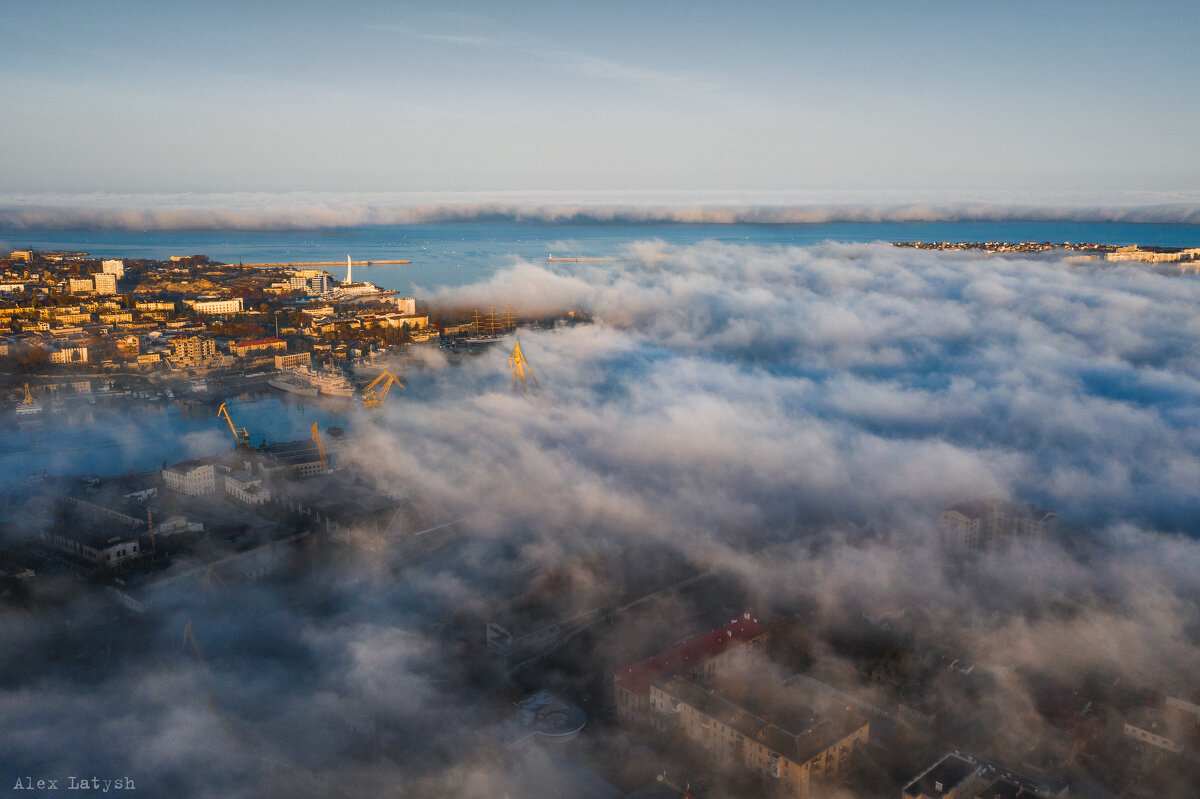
[[1123, 707, 1189, 754], [1106, 246, 1200, 263], [231, 337, 287, 357], [902, 752, 1066, 799], [48, 343, 88, 364], [614, 616, 769, 724], [361, 311, 430, 330], [93, 273, 117, 295], [135, 300, 176, 313], [274, 352, 311, 370], [903, 753, 982, 799], [162, 456, 222, 496], [171, 335, 217, 366], [185, 297, 244, 315], [100, 259, 125, 279], [650, 673, 868, 798], [40, 527, 142, 571], [393, 296, 417, 315], [289, 270, 332, 294], [67, 277, 93, 293], [939, 500, 1056, 550], [224, 470, 271, 506]]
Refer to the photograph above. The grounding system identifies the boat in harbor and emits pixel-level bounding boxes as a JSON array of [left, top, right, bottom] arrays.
[[301, 365, 356, 398], [267, 371, 319, 397], [15, 383, 42, 415], [268, 365, 355, 398]]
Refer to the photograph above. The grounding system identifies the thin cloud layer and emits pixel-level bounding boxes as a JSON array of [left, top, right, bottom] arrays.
[[3, 190, 1200, 230]]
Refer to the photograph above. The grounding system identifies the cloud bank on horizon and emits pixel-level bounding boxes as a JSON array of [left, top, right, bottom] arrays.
[[3, 190, 1200, 230]]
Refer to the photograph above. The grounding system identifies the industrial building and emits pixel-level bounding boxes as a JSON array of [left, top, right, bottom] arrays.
[[902, 752, 1067, 799], [224, 470, 271, 506], [257, 440, 326, 479], [268, 470, 406, 541], [40, 527, 142, 571]]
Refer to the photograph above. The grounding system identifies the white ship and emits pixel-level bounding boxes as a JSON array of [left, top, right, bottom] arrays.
[[268, 371, 319, 397], [290, 365, 356, 398]]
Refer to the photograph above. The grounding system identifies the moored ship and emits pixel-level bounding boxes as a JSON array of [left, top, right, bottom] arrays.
[[273, 365, 356, 398], [268, 371, 319, 397]]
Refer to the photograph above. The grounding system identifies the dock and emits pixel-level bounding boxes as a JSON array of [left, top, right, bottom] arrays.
[[242, 259, 411, 268]]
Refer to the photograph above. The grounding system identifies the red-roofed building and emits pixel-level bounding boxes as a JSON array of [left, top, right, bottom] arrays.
[[614, 616, 769, 724], [232, 337, 287, 357]]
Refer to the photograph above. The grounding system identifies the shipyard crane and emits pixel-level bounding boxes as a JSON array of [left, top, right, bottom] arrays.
[[361, 369, 404, 408], [311, 422, 329, 471], [510, 339, 539, 392], [216, 402, 250, 446], [22, 382, 34, 406], [182, 620, 207, 668]]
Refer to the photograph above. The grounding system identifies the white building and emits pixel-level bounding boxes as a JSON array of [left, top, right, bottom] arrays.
[[185, 297, 244, 315], [939, 499, 1056, 549], [162, 457, 219, 495], [48, 344, 89, 364], [101, 259, 125, 279], [67, 277, 93, 293], [93, 273, 118, 295], [225, 470, 271, 506], [135, 300, 176, 312], [393, 296, 417, 315], [289, 270, 332, 294]]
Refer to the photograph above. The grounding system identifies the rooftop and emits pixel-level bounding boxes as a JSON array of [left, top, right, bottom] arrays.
[[655, 674, 868, 766], [615, 617, 768, 695], [944, 499, 1054, 521], [903, 752, 980, 799]]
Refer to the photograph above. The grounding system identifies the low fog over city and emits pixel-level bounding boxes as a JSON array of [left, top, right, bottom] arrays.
[[2, 241, 1199, 798], [4, 1, 1200, 797]]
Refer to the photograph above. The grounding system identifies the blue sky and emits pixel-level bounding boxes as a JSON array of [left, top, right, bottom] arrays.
[[3, 0, 1198, 193]]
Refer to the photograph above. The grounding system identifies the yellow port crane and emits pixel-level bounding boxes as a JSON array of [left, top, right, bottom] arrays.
[[361, 370, 404, 408], [311, 422, 329, 471], [216, 402, 250, 446], [510, 339, 539, 392], [22, 383, 34, 405]]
